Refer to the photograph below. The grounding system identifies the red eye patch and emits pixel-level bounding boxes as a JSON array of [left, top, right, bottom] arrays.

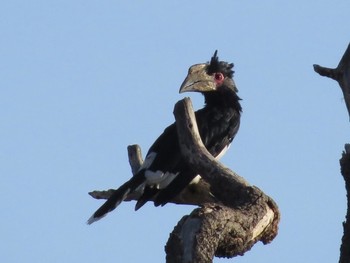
[[214, 72, 224, 85]]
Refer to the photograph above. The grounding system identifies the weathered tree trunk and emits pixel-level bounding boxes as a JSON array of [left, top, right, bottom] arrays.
[[314, 42, 350, 263]]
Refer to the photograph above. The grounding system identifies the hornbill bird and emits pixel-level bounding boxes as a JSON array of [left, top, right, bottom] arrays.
[[87, 51, 242, 224]]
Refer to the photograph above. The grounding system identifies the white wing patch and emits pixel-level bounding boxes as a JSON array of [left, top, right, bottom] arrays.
[[215, 143, 230, 160], [141, 145, 230, 191], [145, 170, 179, 189], [141, 151, 179, 189], [190, 174, 201, 185]]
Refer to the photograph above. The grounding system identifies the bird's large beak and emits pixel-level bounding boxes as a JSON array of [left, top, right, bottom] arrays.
[[179, 63, 216, 94]]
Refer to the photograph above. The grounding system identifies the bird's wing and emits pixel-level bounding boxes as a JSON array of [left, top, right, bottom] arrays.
[[147, 107, 241, 207]]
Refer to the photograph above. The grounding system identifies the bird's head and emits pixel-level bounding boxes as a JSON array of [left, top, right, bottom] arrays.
[[179, 50, 237, 94]]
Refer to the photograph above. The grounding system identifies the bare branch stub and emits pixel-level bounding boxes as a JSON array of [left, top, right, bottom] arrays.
[[313, 43, 350, 119], [165, 98, 280, 263], [127, 144, 143, 175]]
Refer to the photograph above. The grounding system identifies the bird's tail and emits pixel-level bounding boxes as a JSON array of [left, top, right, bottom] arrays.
[[87, 175, 145, 224]]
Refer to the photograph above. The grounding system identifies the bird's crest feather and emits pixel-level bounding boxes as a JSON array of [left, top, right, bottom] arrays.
[[207, 50, 234, 78]]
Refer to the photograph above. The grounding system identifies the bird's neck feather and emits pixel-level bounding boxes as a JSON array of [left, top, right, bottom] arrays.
[[204, 86, 242, 112]]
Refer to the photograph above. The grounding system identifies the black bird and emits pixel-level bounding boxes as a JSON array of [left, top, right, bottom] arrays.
[[87, 51, 242, 224]]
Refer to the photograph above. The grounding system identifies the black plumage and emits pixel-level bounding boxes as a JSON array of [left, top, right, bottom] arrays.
[[87, 51, 242, 224]]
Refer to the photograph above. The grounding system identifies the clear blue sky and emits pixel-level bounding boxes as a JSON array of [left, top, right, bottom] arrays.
[[1, 1, 349, 262]]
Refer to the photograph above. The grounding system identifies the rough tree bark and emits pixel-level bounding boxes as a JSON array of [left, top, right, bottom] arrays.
[[314, 42, 350, 263], [90, 98, 280, 262], [164, 98, 279, 262]]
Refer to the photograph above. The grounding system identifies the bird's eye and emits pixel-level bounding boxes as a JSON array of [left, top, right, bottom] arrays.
[[214, 73, 224, 82]]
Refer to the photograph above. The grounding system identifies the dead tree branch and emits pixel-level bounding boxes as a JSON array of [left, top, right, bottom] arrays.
[[89, 98, 280, 263], [313, 42, 350, 263], [165, 98, 279, 262], [314, 43, 350, 119]]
